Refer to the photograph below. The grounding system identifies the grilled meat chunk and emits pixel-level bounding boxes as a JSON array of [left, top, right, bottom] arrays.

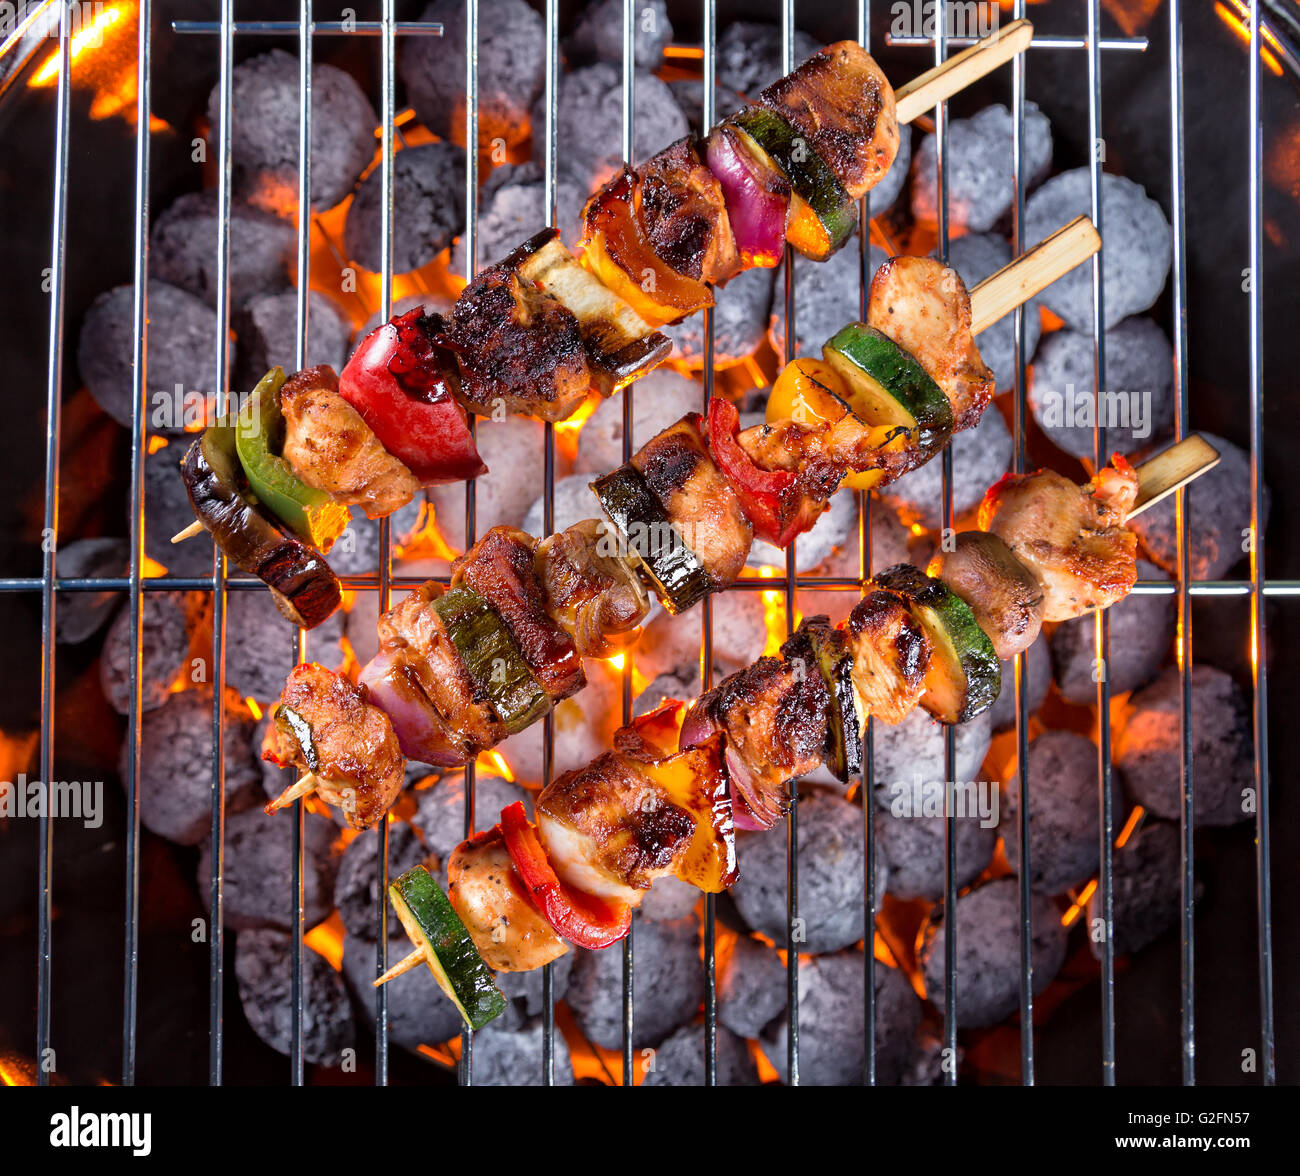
[[868, 255, 995, 432], [279, 364, 419, 519], [928, 531, 1044, 660], [632, 414, 753, 588], [846, 589, 933, 724], [444, 247, 592, 422], [535, 519, 650, 658], [758, 40, 899, 200], [536, 752, 697, 905], [262, 662, 404, 830], [979, 458, 1140, 621], [447, 827, 569, 972], [451, 525, 585, 702], [638, 136, 740, 285]]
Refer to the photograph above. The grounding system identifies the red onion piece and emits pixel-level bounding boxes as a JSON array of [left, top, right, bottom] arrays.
[[679, 700, 775, 832], [705, 126, 788, 270], [359, 649, 467, 768]]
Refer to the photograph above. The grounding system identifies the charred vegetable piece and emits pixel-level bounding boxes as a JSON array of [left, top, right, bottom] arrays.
[[387, 865, 507, 1030], [704, 122, 790, 269], [180, 426, 342, 629], [873, 563, 1001, 725], [783, 617, 861, 784], [730, 107, 857, 262], [590, 463, 713, 615], [927, 530, 1044, 661], [235, 367, 351, 552], [515, 229, 672, 399], [340, 308, 486, 484], [433, 585, 550, 734]]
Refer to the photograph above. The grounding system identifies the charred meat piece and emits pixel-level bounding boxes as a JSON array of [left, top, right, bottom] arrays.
[[262, 662, 405, 830], [846, 589, 933, 724], [927, 531, 1044, 660], [451, 525, 585, 702], [443, 245, 593, 422], [448, 827, 569, 973], [279, 364, 419, 520], [631, 414, 753, 589], [536, 752, 697, 905], [535, 518, 650, 658], [868, 255, 995, 432], [638, 136, 740, 286], [758, 40, 899, 201], [979, 458, 1140, 622], [515, 229, 673, 398]]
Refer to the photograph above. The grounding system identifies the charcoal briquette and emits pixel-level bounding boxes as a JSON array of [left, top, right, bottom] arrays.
[[664, 264, 775, 368], [717, 932, 787, 1039], [54, 537, 127, 644], [769, 238, 887, 359], [642, 1023, 759, 1086], [334, 821, 429, 940], [100, 589, 208, 714]]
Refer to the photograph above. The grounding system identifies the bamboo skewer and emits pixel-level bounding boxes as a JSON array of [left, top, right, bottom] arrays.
[[374, 949, 426, 987], [171, 520, 204, 543], [895, 18, 1035, 126], [264, 772, 318, 814], [1129, 434, 1220, 520], [969, 215, 1101, 336]]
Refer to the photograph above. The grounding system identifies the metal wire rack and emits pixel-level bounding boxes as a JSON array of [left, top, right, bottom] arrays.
[[12, 0, 1283, 1086]]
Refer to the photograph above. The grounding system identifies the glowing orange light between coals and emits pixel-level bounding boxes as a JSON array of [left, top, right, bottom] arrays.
[[752, 565, 797, 657], [304, 911, 346, 971], [475, 749, 515, 783], [1215, 1, 1285, 76]]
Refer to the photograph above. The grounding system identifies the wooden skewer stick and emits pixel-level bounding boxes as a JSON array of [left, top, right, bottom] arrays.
[[170, 520, 204, 544], [1129, 434, 1220, 520], [895, 18, 1035, 126], [970, 214, 1101, 336], [264, 772, 318, 814], [373, 948, 427, 988]]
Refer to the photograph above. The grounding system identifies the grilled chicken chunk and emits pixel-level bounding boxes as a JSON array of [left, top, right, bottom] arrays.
[[451, 526, 585, 702], [262, 662, 405, 830], [447, 827, 569, 972], [759, 40, 899, 200], [868, 255, 995, 432], [738, 414, 913, 482], [536, 519, 650, 658], [638, 136, 740, 286], [632, 415, 754, 588], [444, 247, 592, 422], [846, 588, 933, 725], [979, 458, 1140, 621], [279, 365, 419, 520], [928, 531, 1044, 660], [536, 752, 697, 905]]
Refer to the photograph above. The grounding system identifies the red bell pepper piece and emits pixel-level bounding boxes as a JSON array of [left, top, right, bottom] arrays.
[[499, 802, 632, 949], [704, 396, 824, 548], [339, 308, 487, 486]]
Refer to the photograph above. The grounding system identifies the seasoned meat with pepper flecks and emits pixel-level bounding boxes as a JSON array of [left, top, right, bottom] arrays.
[[637, 136, 740, 285], [846, 588, 933, 724]]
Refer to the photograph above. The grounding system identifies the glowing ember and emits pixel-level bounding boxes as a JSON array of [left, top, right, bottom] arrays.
[[303, 911, 346, 971], [475, 749, 515, 782]]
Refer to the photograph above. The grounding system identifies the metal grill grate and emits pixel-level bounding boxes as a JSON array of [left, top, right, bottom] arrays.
[[13, 0, 1285, 1087]]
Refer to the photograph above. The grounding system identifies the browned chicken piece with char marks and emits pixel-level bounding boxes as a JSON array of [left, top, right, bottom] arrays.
[[444, 253, 592, 423], [868, 255, 995, 432], [535, 519, 650, 658], [279, 364, 419, 520], [978, 457, 1140, 621], [451, 526, 585, 702], [846, 588, 933, 725], [262, 662, 405, 830], [536, 753, 697, 906], [638, 136, 740, 286], [447, 827, 569, 972], [759, 40, 899, 200], [632, 415, 754, 588], [375, 583, 505, 761]]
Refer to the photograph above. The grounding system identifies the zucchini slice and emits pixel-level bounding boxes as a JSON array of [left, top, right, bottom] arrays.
[[591, 463, 712, 615], [730, 108, 857, 261], [433, 586, 551, 734], [872, 563, 1000, 725], [783, 617, 862, 783], [822, 323, 953, 458], [388, 865, 507, 1030]]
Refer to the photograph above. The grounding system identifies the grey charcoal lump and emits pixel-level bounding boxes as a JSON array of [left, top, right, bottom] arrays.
[[1051, 560, 1174, 704], [100, 589, 207, 714], [223, 587, 345, 704], [342, 931, 464, 1050], [874, 808, 996, 903], [987, 636, 1051, 733], [920, 879, 1066, 1028], [1000, 730, 1109, 895], [717, 933, 787, 1039], [345, 142, 467, 274], [236, 929, 355, 1065], [333, 821, 429, 939], [574, 367, 704, 474], [664, 264, 775, 367], [209, 49, 378, 213], [469, 1017, 576, 1085], [413, 771, 531, 866], [643, 1024, 759, 1086], [1025, 170, 1172, 331], [769, 239, 887, 359], [1087, 820, 1183, 958], [1029, 317, 1174, 460], [234, 291, 352, 392], [54, 538, 128, 644], [567, 0, 673, 67], [912, 102, 1053, 232], [1116, 664, 1254, 827], [401, 0, 546, 152], [715, 21, 820, 95], [730, 793, 885, 955], [870, 705, 993, 804]]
